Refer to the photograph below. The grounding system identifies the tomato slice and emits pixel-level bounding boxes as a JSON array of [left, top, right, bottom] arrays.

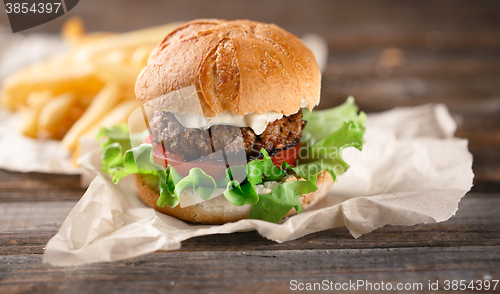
[[270, 142, 301, 168], [144, 136, 300, 179], [146, 136, 242, 179]]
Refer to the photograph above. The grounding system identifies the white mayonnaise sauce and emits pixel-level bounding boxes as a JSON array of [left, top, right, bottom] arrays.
[[173, 111, 285, 135]]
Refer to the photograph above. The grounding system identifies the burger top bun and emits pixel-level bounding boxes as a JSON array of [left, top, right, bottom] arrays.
[[135, 19, 321, 117], [134, 170, 333, 224]]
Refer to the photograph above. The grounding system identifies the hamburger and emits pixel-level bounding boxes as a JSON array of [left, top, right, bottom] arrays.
[[99, 19, 366, 224]]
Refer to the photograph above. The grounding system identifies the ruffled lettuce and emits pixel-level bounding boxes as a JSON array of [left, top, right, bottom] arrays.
[[99, 97, 365, 223]]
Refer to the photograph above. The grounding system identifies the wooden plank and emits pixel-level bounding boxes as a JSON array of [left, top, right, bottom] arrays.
[[0, 247, 499, 294], [0, 170, 81, 189], [324, 53, 500, 81], [468, 146, 500, 191], [0, 170, 85, 202], [0, 233, 55, 255], [0, 201, 74, 233], [0, 195, 498, 256], [318, 77, 500, 113], [0, 190, 85, 203], [322, 29, 500, 52], [10, 0, 500, 35]]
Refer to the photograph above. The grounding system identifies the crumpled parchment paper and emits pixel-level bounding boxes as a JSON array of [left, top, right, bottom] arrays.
[[43, 103, 474, 266], [0, 110, 80, 174]]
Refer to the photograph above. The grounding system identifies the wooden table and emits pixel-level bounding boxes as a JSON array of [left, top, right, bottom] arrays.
[[1, 1, 499, 293]]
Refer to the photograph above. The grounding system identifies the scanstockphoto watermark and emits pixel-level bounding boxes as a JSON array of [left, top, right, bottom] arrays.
[[290, 279, 423, 291], [289, 279, 499, 291]]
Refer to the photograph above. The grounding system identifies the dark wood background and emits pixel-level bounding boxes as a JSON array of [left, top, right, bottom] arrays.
[[1, 1, 499, 293]]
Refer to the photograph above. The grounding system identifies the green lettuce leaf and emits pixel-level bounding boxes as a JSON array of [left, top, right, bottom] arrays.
[[302, 96, 366, 146], [250, 180, 317, 223], [97, 124, 145, 151], [175, 168, 217, 201], [292, 120, 365, 184], [223, 149, 285, 206], [98, 98, 366, 223], [223, 180, 259, 206], [100, 140, 178, 208]]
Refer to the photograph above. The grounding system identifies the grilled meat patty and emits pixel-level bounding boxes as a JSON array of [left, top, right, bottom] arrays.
[[149, 110, 305, 161]]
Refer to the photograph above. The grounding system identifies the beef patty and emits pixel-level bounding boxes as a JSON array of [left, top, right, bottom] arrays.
[[149, 110, 305, 161]]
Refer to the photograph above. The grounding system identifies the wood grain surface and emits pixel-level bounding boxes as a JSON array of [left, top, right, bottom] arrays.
[[1, 0, 499, 293]]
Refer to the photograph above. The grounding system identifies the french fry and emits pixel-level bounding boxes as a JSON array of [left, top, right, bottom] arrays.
[[62, 17, 118, 49], [26, 90, 54, 108], [93, 46, 151, 85], [2, 19, 188, 165], [131, 44, 156, 70], [61, 16, 87, 46], [78, 32, 117, 45], [38, 93, 76, 133], [84, 99, 142, 139], [18, 91, 53, 138], [1, 59, 103, 110], [62, 83, 122, 150], [71, 143, 82, 167], [72, 22, 183, 63], [93, 60, 139, 86], [121, 84, 137, 100]]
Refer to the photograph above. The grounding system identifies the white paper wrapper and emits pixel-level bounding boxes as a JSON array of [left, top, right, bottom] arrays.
[[43, 103, 474, 266], [0, 110, 80, 174], [0, 31, 66, 81]]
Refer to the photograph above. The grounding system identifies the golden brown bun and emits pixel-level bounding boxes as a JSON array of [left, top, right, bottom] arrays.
[[134, 170, 333, 224], [135, 19, 321, 117]]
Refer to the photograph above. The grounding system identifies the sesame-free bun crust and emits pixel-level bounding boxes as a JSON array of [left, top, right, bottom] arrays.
[[134, 170, 333, 224], [135, 19, 321, 117]]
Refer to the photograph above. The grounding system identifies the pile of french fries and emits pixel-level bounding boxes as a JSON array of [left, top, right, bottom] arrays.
[[0, 17, 182, 164]]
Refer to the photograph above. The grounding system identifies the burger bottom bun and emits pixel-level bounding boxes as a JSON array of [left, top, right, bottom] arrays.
[[134, 170, 333, 225]]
